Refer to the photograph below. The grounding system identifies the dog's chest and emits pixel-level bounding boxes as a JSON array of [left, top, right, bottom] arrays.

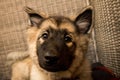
[[30, 64, 49, 80]]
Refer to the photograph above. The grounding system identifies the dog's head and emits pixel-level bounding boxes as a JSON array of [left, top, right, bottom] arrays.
[[25, 6, 93, 72]]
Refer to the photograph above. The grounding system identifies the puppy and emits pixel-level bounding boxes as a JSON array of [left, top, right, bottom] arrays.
[[8, 6, 93, 80]]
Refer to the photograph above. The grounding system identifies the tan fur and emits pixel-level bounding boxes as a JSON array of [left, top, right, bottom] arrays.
[[10, 33, 92, 80], [7, 51, 29, 66], [11, 57, 92, 80], [60, 20, 75, 33], [9, 6, 93, 80]]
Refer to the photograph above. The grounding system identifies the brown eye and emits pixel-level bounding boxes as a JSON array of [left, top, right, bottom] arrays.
[[64, 35, 72, 43], [42, 32, 49, 39]]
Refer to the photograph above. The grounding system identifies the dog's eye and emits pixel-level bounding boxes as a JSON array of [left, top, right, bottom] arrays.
[[42, 32, 49, 39], [64, 35, 72, 43]]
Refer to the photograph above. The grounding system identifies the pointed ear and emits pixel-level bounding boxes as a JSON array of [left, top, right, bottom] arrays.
[[75, 7, 93, 34], [24, 7, 44, 27]]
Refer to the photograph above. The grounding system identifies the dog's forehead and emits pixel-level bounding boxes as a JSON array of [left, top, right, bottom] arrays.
[[40, 17, 75, 32]]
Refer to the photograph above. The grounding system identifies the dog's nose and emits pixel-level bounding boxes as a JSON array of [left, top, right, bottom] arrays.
[[44, 53, 59, 65]]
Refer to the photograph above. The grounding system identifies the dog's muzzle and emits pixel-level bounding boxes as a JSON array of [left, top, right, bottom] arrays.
[[44, 52, 59, 66], [38, 51, 74, 72]]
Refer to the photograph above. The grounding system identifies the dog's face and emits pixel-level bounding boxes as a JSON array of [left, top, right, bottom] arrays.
[[36, 17, 77, 72], [25, 7, 92, 72]]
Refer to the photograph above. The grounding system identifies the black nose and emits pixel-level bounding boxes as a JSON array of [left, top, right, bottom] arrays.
[[44, 53, 59, 65]]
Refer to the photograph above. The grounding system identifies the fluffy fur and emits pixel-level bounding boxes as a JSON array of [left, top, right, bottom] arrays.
[[7, 6, 93, 80]]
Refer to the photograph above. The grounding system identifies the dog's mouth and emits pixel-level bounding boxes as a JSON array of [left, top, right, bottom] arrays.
[[40, 63, 69, 72], [38, 55, 74, 72]]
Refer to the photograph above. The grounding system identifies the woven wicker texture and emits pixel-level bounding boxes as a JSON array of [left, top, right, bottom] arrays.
[[92, 0, 120, 77], [0, 0, 90, 80]]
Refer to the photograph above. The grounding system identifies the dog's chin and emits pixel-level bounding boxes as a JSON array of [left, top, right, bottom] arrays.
[[39, 63, 69, 72]]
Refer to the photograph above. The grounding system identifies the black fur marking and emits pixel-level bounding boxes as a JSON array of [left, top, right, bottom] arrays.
[[37, 27, 76, 72], [75, 9, 92, 34]]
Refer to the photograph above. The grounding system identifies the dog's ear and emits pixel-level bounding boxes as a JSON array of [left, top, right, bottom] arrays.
[[75, 7, 93, 34], [24, 7, 45, 27]]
